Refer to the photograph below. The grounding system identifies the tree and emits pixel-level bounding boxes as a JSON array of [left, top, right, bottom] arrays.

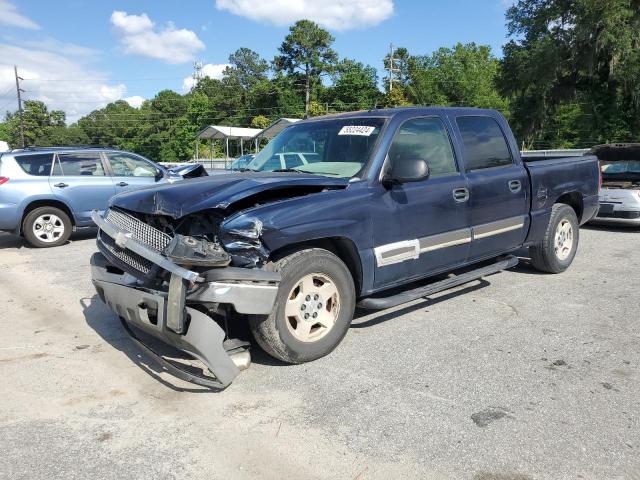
[[77, 100, 140, 150], [407, 43, 507, 112], [329, 60, 382, 111], [2, 100, 73, 147], [274, 20, 338, 117], [380, 88, 411, 108], [499, 0, 640, 148], [251, 115, 271, 129], [226, 48, 269, 90]]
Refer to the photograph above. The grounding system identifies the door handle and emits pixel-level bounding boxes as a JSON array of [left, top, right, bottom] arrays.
[[452, 187, 469, 203], [53, 182, 68, 188], [508, 180, 522, 193], [117, 182, 128, 187]]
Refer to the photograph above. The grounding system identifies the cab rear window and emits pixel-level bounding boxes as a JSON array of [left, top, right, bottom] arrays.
[[14, 153, 54, 176]]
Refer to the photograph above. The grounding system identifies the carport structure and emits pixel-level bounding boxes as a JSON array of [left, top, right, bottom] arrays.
[[195, 125, 263, 159], [252, 118, 301, 144]]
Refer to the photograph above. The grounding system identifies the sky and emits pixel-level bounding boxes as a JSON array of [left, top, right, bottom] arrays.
[[0, 0, 515, 123]]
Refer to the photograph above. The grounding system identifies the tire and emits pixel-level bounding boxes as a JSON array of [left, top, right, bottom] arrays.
[[529, 204, 579, 273], [249, 248, 356, 364], [22, 206, 72, 248]]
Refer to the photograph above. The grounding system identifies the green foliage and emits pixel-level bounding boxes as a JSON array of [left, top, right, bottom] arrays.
[[328, 59, 381, 111], [2, 100, 82, 148], [227, 47, 269, 89], [407, 43, 508, 113], [499, 0, 640, 148], [274, 20, 338, 116], [381, 88, 411, 108], [251, 115, 271, 129], [307, 101, 326, 117]]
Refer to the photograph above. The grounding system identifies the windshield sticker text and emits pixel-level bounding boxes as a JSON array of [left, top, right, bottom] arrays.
[[338, 126, 376, 136]]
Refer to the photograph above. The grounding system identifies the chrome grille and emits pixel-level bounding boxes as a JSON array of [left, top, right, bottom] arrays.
[[105, 208, 172, 252], [98, 230, 153, 274]]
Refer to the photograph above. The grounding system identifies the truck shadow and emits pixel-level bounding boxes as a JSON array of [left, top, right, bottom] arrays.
[[582, 223, 640, 233], [80, 295, 214, 393], [351, 279, 491, 329]]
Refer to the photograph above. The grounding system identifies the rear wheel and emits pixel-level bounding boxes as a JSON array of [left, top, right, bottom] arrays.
[[249, 248, 355, 364], [23, 206, 72, 248], [530, 204, 579, 273]]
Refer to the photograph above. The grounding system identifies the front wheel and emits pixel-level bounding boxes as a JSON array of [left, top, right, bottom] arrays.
[[249, 248, 356, 364], [529, 204, 579, 273]]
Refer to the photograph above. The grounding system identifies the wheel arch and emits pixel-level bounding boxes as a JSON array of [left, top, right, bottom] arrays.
[[20, 199, 76, 235], [269, 237, 363, 296], [554, 192, 583, 222]]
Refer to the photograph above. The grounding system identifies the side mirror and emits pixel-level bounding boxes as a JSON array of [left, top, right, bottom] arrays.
[[383, 158, 430, 185], [154, 168, 164, 181]]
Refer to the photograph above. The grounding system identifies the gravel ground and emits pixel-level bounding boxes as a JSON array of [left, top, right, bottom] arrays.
[[0, 225, 638, 480]]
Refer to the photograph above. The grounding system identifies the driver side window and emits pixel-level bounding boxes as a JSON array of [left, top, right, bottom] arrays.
[[107, 152, 157, 177], [388, 117, 458, 177]]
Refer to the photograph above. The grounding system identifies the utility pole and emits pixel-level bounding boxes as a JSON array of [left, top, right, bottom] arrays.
[[388, 43, 394, 92], [387, 44, 400, 93], [14, 65, 25, 148], [191, 60, 203, 90]]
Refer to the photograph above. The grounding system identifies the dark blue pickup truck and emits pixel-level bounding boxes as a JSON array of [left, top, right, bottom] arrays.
[[90, 107, 600, 388]]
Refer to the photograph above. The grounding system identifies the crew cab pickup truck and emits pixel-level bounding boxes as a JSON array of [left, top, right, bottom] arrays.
[[90, 107, 600, 388]]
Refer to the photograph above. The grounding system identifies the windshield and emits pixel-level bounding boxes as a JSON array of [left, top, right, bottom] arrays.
[[247, 117, 385, 178]]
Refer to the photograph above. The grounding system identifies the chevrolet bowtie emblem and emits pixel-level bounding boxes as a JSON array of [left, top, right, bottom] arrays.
[[114, 231, 132, 248]]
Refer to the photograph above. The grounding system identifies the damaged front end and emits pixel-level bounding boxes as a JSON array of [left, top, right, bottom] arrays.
[[91, 207, 280, 389], [218, 216, 269, 267]]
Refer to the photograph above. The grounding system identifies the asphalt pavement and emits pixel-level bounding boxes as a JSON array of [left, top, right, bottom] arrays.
[[0, 224, 638, 479]]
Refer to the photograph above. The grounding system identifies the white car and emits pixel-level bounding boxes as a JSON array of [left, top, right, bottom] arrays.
[[591, 144, 640, 226], [257, 152, 321, 171]]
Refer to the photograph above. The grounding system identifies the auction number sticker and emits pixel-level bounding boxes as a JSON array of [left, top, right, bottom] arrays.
[[338, 125, 376, 136]]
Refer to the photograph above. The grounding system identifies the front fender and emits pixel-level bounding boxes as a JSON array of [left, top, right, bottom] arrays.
[[219, 183, 375, 292]]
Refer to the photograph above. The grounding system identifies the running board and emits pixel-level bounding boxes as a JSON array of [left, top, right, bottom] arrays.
[[357, 255, 519, 310]]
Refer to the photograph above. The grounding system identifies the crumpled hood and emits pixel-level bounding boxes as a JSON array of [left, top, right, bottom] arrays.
[[109, 172, 349, 218]]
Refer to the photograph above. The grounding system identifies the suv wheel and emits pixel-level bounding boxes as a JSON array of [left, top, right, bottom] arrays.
[[23, 206, 72, 248], [249, 248, 355, 364]]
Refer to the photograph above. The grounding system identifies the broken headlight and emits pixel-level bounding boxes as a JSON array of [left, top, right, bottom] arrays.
[[163, 234, 231, 267], [218, 216, 269, 266]]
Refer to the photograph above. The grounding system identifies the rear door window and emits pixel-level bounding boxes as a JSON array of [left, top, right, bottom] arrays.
[[456, 116, 513, 170], [14, 153, 54, 176], [52, 152, 106, 176]]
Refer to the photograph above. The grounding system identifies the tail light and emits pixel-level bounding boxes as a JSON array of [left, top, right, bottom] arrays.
[[0, 177, 8, 186], [598, 165, 602, 191]]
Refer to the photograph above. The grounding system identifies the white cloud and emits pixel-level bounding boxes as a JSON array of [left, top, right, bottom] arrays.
[[0, 0, 40, 30], [111, 11, 205, 64], [215, 0, 394, 31], [0, 43, 128, 123], [182, 63, 231, 91], [124, 95, 145, 108]]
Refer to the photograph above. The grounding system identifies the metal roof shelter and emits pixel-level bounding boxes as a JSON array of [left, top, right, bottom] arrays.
[[252, 118, 301, 141], [195, 125, 263, 159]]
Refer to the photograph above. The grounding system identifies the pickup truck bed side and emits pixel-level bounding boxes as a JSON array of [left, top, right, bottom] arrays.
[[524, 156, 600, 245]]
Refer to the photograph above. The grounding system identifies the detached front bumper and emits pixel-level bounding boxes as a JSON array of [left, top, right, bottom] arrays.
[[90, 210, 280, 388]]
